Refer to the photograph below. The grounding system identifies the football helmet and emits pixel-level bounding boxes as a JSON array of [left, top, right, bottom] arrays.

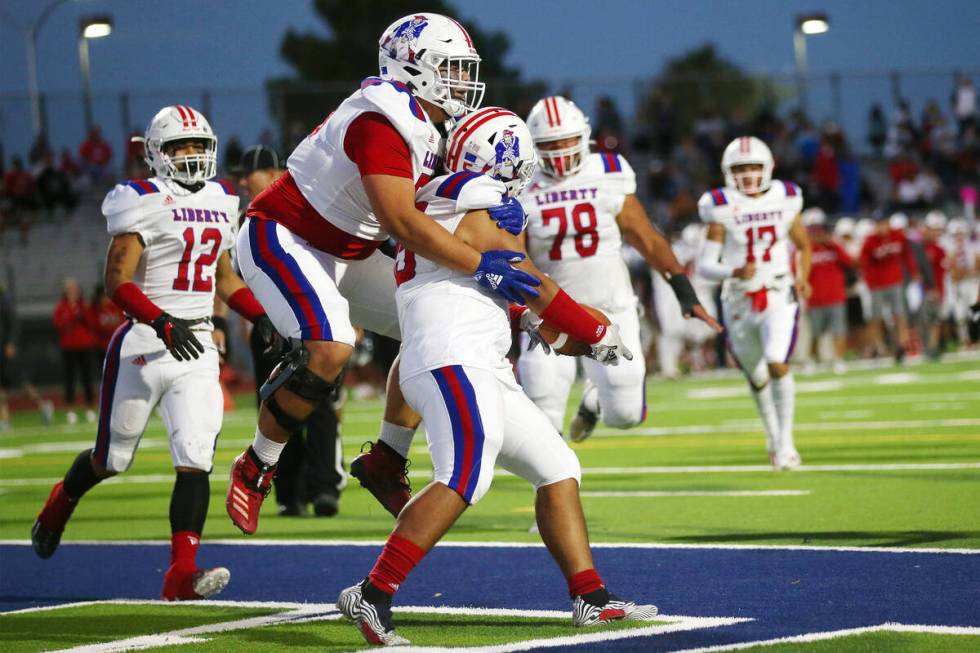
[[138, 105, 217, 185], [721, 136, 774, 195], [445, 107, 537, 196], [833, 216, 855, 238], [924, 209, 947, 231], [526, 96, 591, 178], [378, 13, 484, 120]]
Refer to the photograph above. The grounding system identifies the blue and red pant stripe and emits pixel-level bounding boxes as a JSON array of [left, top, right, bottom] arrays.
[[93, 320, 133, 466], [248, 217, 331, 341], [430, 365, 486, 503]]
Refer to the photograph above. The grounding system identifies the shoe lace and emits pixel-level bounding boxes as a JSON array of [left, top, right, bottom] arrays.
[[398, 458, 412, 492]]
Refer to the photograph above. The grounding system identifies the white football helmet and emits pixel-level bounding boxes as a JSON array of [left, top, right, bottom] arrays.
[[526, 96, 591, 178], [833, 216, 855, 238], [721, 136, 774, 195], [139, 105, 217, 185], [924, 209, 947, 231], [378, 13, 484, 120], [802, 207, 827, 227], [445, 107, 537, 196]]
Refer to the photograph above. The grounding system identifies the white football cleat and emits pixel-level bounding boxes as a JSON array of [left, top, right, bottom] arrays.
[[337, 582, 409, 646], [572, 592, 658, 627], [774, 449, 802, 471]]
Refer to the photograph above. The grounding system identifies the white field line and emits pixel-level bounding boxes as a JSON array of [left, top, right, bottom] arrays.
[[2, 461, 978, 489], [593, 418, 980, 438], [1, 539, 977, 556], [668, 622, 980, 653], [9, 600, 742, 653], [580, 490, 810, 498], [670, 391, 980, 412]]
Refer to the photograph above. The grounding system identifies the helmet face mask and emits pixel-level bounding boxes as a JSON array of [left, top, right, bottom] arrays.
[[379, 14, 485, 120], [721, 136, 774, 196], [142, 105, 217, 185], [526, 97, 591, 179], [446, 107, 537, 197]]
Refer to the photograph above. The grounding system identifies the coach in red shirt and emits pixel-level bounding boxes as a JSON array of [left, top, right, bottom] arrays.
[[859, 216, 919, 361], [806, 212, 853, 372]]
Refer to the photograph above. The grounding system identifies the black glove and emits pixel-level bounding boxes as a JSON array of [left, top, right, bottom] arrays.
[[253, 314, 288, 359], [667, 273, 700, 317], [151, 313, 205, 361]]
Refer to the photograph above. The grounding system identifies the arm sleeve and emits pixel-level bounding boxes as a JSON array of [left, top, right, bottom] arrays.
[[343, 112, 413, 178], [698, 239, 734, 281]]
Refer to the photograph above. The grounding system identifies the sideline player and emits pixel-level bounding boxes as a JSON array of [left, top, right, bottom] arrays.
[[697, 136, 811, 470], [518, 96, 719, 441], [336, 109, 654, 646], [226, 13, 537, 532], [31, 106, 277, 600]]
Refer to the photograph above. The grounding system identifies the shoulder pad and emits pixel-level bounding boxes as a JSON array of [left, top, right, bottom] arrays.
[[102, 181, 153, 215], [599, 152, 624, 173], [359, 77, 427, 123], [208, 179, 238, 196], [697, 189, 728, 222]]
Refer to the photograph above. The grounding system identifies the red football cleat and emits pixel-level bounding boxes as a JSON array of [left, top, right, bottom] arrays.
[[349, 441, 412, 518], [226, 448, 276, 535], [32, 481, 78, 559], [161, 564, 231, 601]]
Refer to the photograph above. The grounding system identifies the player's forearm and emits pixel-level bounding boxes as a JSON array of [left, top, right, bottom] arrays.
[[386, 211, 483, 273], [103, 235, 143, 296]]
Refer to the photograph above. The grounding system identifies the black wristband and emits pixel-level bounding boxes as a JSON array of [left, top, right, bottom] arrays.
[[212, 315, 229, 332], [667, 273, 699, 315]]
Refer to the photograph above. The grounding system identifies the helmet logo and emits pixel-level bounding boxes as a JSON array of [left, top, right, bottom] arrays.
[[383, 15, 429, 63], [492, 129, 521, 179]]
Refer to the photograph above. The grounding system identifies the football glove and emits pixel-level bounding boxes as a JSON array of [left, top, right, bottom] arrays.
[[587, 323, 633, 366], [151, 313, 205, 361], [487, 197, 528, 235], [474, 250, 541, 305], [517, 309, 552, 354], [253, 314, 288, 359]]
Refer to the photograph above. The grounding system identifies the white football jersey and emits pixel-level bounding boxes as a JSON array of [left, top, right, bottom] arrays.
[[287, 77, 444, 241], [520, 153, 637, 313], [395, 172, 514, 383], [102, 177, 239, 322], [698, 180, 803, 296]]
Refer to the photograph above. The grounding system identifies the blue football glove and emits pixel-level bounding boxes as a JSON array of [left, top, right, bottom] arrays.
[[474, 250, 541, 305], [487, 197, 528, 236]]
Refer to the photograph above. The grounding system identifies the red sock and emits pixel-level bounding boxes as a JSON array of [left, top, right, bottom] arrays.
[[170, 531, 201, 572], [567, 568, 605, 598], [367, 534, 425, 596], [38, 481, 77, 533]]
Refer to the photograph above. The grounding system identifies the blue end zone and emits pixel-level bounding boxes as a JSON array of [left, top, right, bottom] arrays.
[[2, 543, 977, 651]]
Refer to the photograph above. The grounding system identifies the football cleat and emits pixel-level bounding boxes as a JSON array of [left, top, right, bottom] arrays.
[[226, 448, 277, 535], [32, 481, 77, 559], [569, 382, 600, 443], [337, 582, 410, 647], [774, 449, 802, 471], [350, 441, 412, 518], [572, 592, 658, 627], [161, 565, 231, 601]]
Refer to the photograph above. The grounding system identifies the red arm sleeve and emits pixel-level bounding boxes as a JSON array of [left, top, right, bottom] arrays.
[[343, 112, 413, 178]]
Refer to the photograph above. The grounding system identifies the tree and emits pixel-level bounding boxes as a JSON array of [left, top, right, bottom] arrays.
[[266, 0, 544, 149], [637, 44, 778, 146]]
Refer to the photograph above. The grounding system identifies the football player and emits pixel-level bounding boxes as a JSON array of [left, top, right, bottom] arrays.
[[31, 106, 277, 600], [226, 13, 536, 532], [518, 96, 719, 441], [336, 109, 655, 646], [697, 136, 812, 470]]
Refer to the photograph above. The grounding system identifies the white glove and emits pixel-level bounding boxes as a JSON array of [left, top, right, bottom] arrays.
[[587, 323, 633, 366], [520, 310, 553, 355]]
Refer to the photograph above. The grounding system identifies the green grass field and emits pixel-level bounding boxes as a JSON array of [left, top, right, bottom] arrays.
[[1, 355, 978, 651]]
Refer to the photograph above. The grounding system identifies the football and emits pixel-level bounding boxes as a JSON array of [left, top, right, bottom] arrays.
[[537, 304, 611, 356]]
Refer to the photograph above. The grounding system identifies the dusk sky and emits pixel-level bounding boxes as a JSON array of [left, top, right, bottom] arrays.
[[1, 0, 977, 160]]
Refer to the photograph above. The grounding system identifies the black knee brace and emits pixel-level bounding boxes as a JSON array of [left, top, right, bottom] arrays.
[[260, 343, 338, 403]]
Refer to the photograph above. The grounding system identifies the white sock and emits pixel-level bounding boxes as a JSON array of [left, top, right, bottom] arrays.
[[751, 384, 780, 455], [378, 420, 416, 459], [770, 373, 796, 454], [251, 428, 286, 465], [581, 381, 599, 413]]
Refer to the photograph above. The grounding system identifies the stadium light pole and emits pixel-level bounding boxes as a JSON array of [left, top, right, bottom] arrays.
[[23, 0, 83, 138], [78, 15, 113, 132], [793, 12, 830, 117]]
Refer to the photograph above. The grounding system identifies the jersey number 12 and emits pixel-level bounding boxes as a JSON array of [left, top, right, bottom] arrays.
[[173, 227, 222, 292]]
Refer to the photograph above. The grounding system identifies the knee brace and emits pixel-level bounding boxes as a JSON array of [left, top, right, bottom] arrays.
[[260, 343, 339, 433]]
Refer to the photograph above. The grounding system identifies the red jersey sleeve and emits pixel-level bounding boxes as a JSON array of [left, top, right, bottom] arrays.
[[343, 112, 413, 178]]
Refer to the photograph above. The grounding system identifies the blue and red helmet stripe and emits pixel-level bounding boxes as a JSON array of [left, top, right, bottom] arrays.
[[127, 180, 159, 196], [436, 171, 482, 200]]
